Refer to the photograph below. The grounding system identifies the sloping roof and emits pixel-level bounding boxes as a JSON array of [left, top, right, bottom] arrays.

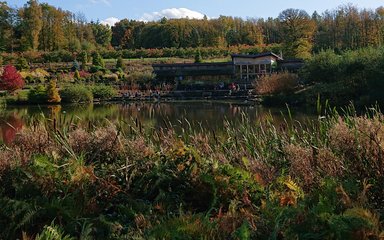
[[152, 62, 232, 68], [231, 52, 283, 60]]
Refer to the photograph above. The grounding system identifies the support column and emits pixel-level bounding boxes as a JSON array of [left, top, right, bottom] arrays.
[[240, 64, 242, 80], [246, 65, 249, 81]]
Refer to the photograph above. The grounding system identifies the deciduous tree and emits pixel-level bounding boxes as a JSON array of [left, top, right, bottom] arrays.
[[0, 65, 24, 93], [278, 9, 316, 59]]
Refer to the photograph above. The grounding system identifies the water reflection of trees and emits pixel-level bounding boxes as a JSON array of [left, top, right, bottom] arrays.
[[0, 103, 313, 144], [0, 113, 24, 145]]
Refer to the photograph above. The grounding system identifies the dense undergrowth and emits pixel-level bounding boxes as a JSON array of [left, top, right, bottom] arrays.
[[261, 47, 384, 108], [0, 108, 384, 239]]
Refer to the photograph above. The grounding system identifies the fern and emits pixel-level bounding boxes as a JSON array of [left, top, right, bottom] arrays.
[[35, 222, 74, 240]]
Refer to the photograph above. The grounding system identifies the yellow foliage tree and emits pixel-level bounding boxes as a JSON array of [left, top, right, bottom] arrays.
[[47, 79, 61, 103]]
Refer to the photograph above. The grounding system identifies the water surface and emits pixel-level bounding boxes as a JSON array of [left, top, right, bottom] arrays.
[[0, 101, 313, 145]]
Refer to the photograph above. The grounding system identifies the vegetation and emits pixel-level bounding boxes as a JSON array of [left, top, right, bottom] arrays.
[[27, 85, 48, 103], [255, 71, 299, 95], [0, 108, 384, 239], [1, 2, 384, 59], [92, 52, 105, 68], [91, 85, 116, 100], [47, 80, 61, 103], [0, 65, 25, 93], [60, 85, 93, 103]]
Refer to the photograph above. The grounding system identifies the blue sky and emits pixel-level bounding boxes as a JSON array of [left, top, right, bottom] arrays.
[[9, 0, 384, 25]]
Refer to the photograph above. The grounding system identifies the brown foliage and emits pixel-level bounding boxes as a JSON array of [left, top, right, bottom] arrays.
[[68, 126, 123, 162], [255, 71, 298, 95]]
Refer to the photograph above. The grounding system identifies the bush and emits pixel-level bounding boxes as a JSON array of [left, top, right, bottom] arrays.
[[125, 71, 155, 84], [255, 72, 299, 95], [74, 70, 81, 81], [60, 85, 93, 103], [92, 85, 116, 100], [89, 65, 106, 73], [300, 50, 341, 83], [28, 85, 48, 103], [43, 50, 74, 63], [16, 57, 29, 71], [102, 73, 119, 82], [0, 65, 25, 93], [72, 60, 80, 71], [116, 57, 123, 69]]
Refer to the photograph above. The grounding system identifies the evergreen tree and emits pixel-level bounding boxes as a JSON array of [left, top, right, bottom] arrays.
[[92, 51, 105, 68], [79, 51, 88, 70], [72, 60, 80, 71], [116, 56, 123, 69], [194, 49, 202, 63]]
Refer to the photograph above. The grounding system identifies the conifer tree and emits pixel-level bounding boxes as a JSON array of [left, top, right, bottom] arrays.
[[92, 51, 105, 68], [47, 79, 61, 103]]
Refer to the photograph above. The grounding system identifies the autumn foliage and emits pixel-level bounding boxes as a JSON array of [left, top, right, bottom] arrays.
[[0, 65, 25, 93]]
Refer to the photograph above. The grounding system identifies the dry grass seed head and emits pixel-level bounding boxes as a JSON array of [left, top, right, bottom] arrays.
[[284, 144, 317, 188], [329, 118, 357, 156], [68, 128, 92, 154], [126, 135, 155, 160], [317, 147, 345, 177], [12, 126, 54, 160]]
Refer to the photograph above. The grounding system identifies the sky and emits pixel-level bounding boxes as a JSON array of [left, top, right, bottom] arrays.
[[9, 0, 384, 26]]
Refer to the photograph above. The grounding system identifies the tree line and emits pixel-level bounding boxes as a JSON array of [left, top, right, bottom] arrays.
[[1, 0, 384, 59]]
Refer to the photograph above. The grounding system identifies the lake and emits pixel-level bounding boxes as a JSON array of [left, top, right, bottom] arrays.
[[0, 101, 313, 145]]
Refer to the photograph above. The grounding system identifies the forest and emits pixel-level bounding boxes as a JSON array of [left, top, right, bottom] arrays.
[[1, 0, 384, 60]]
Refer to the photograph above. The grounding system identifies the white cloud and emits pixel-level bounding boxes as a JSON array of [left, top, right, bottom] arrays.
[[140, 8, 207, 22], [89, 0, 111, 6], [101, 17, 120, 26]]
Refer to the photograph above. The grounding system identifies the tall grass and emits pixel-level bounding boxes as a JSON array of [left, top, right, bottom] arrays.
[[0, 107, 383, 239]]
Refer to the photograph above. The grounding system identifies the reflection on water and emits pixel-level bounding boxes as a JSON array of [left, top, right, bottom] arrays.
[[0, 102, 313, 145]]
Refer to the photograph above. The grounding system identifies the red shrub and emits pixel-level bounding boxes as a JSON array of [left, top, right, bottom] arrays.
[[0, 65, 25, 93]]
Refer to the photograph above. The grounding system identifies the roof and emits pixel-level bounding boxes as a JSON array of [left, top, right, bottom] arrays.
[[231, 52, 283, 60], [152, 62, 232, 68]]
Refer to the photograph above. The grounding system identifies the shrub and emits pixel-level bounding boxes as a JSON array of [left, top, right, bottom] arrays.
[[28, 85, 48, 103], [102, 73, 119, 82], [194, 49, 202, 63], [79, 70, 91, 80], [92, 85, 116, 100], [16, 57, 29, 71], [72, 60, 80, 71], [43, 50, 74, 63], [0, 65, 25, 93], [125, 71, 155, 84], [255, 71, 299, 95], [116, 56, 123, 69], [27, 68, 50, 83], [89, 65, 106, 73], [60, 85, 93, 103], [74, 70, 81, 81]]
